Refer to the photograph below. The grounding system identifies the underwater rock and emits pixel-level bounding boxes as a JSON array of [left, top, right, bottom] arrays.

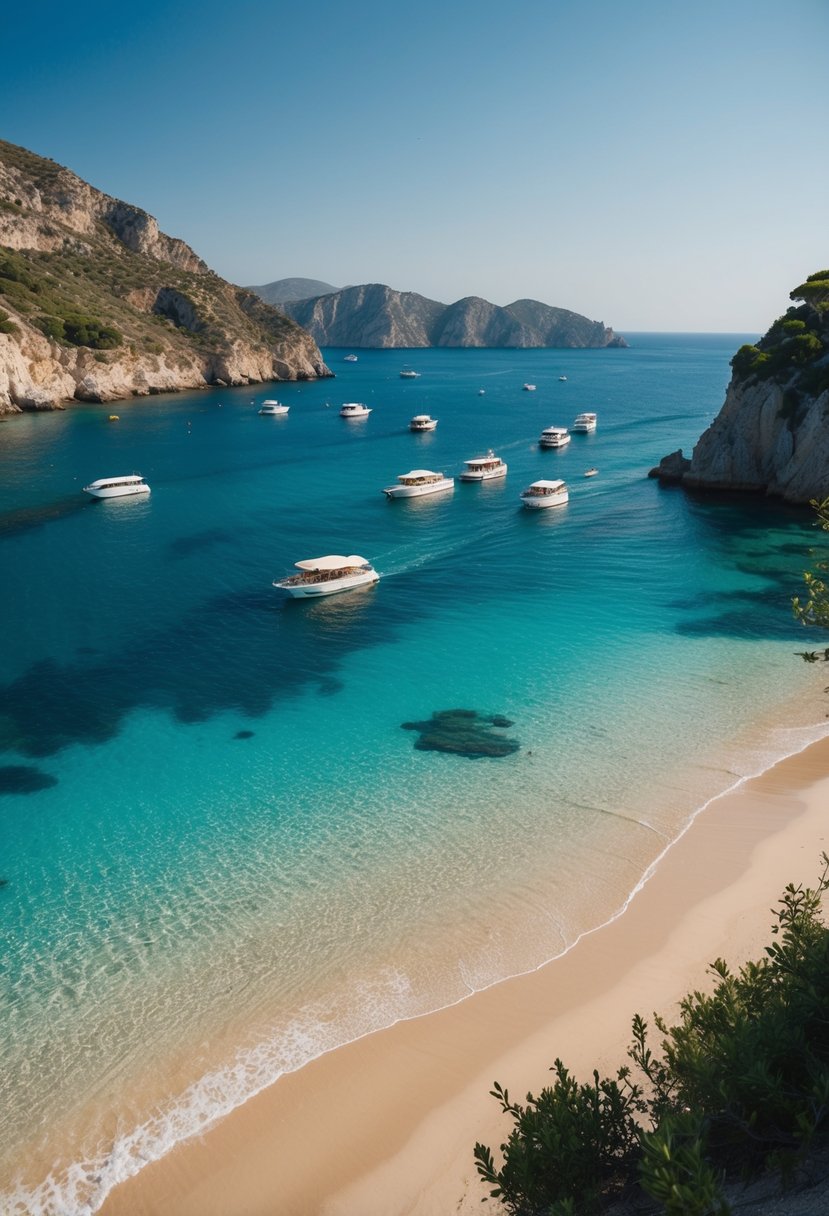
[[0, 765, 59, 794], [402, 708, 520, 759], [234, 730, 255, 740]]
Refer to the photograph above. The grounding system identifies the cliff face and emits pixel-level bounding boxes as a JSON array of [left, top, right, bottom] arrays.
[[0, 140, 331, 413], [278, 283, 626, 349], [650, 272, 829, 504]]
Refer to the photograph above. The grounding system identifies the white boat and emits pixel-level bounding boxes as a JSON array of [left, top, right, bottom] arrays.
[[400, 368, 420, 379], [558, 376, 568, 382], [520, 479, 569, 509], [459, 450, 508, 481], [259, 400, 289, 415], [383, 469, 454, 499], [83, 475, 151, 500], [340, 402, 372, 418], [274, 555, 379, 598], [343, 354, 358, 362], [410, 414, 438, 431], [572, 412, 597, 432], [539, 426, 571, 449], [584, 467, 598, 478], [523, 383, 537, 392], [478, 389, 486, 395]]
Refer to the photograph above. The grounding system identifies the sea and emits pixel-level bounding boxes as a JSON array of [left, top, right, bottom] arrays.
[[1, 336, 828, 1214]]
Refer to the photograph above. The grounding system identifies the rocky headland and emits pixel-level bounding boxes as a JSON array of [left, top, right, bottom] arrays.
[[267, 282, 627, 349], [650, 271, 829, 504], [0, 141, 331, 413]]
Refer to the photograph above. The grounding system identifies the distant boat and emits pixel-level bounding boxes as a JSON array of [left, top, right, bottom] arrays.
[[259, 400, 289, 416], [459, 451, 507, 482], [558, 376, 567, 382], [572, 412, 597, 432], [343, 354, 358, 362], [539, 426, 571, 449], [340, 402, 372, 419], [400, 368, 420, 379], [410, 414, 438, 432], [523, 383, 537, 392], [478, 389, 486, 395], [584, 468, 598, 478], [83, 475, 150, 500]]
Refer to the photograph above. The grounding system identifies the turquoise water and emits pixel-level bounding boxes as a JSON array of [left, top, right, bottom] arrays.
[[1, 338, 827, 1213]]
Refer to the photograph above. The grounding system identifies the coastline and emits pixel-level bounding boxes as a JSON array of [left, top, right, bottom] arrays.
[[100, 730, 829, 1216]]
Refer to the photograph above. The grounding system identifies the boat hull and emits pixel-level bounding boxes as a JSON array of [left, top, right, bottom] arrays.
[[83, 484, 151, 499], [275, 570, 379, 598], [521, 491, 569, 509], [410, 421, 437, 431], [539, 438, 571, 449], [459, 466, 507, 481]]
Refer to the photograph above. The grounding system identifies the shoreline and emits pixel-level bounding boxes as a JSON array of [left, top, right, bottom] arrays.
[[100, 730, 829, 1216]]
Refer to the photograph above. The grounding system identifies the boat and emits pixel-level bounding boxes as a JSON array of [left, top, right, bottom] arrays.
[[383, 469, 454, 499], [409, 414, 437, 432], [459, 450, 508, 481], [584, 468, 598, 477], [523, 383, 537, 392], [259, 400, 289, 415], [83, 475, 151, 500], [520, 479, 569, 509], [274, 555, 379, 598], [343, 354, 358, 362], [558, 376, 567, 382], [478, 389, 486, 395], [400, 368, 421, 379], [340, 402, 372, 418], [539, 426, 571, 449], [572, 412, 597, 432], [108, 415, 119, 422]]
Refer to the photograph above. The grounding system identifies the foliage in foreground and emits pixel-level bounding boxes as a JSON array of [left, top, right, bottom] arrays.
[[474, 858, 829, 1215], [793, 497, 829, 634]]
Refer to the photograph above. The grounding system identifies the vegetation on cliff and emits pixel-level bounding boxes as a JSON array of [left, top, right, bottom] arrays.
[[730, 270, 829, 407], [475, 861, 829, 1214]]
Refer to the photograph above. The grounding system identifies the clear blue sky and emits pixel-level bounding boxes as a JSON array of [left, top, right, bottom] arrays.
[[3, 0, 828, 330]]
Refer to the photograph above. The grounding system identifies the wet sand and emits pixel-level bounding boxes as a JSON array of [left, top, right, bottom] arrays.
[[101, 734, 829, 1216]]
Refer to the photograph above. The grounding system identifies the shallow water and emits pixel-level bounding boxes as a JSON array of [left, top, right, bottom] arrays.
[[1, 337, 827, 1213]]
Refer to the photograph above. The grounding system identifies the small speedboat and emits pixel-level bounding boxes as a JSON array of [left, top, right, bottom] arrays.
[[400, 368, 420, 379], [340, 402, 372, 419], [478, 389, 486, 395], [259, 400, 289, 415], [520, 479, 569, 509], [383, 470, 454, 499], [108, 415, 119, 422], [83, 475, 151, 500], [572, 412, 597, 432], [459, 451, 507, 481], [522, 383, 537, 392], [558, 376, 567, 382], [343, 354, 358, 362], [274, 555, 379, 598], [584, 468, 598, 478], [410, 414, 437, 432]]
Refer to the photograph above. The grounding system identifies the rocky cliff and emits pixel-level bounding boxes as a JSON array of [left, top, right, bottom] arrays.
[[276, 282, 626, 349], [649, 272, 829, 504], [0, 141, 331, 413]]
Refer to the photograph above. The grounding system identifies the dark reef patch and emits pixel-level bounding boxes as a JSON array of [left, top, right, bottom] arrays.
[[402, 708, 520, 759], [234, 730, 255, 740], [0, 765, 58, 794]]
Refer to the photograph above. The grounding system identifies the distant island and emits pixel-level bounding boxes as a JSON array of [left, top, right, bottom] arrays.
[[650, 269, 829, 503], [248, 279, 627, 350], [247, 277, 340, 307], [0, 142, 331, 414]]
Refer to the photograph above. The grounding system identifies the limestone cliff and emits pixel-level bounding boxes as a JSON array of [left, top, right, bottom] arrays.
[[277, 283, 626, 349], [650, 272, 829, 504], [0, 140, 331, 413]]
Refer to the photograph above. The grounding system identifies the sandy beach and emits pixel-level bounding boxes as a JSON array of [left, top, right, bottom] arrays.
[[100, 733, 829, 1216]]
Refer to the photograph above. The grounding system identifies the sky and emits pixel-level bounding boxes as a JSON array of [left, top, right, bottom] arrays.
[[3, 0, 828, 331]]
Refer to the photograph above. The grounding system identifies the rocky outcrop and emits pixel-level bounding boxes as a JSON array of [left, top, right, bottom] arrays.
[[276, 282, 626, 349], [0, 140, 331, 413], [650, 272, 829, 504]]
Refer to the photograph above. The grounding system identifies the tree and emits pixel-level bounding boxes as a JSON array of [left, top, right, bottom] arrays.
[[793, 497, 829, 632]]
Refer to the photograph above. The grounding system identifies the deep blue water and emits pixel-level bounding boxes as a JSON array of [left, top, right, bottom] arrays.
[[1, 336, 827, 1214]]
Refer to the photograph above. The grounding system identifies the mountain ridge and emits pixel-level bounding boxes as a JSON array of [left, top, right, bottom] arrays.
[[260, 281, 627, 349]]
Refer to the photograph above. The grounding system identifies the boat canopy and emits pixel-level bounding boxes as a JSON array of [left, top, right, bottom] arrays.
[[541, 426, 568, 433], [85, 475, 145, 488], [411, 415, 432, 422], [465, 455, 500, 466], [528, 480, 565, 490], [294, 555, 368, 571], [400, 469, 439, 479]]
